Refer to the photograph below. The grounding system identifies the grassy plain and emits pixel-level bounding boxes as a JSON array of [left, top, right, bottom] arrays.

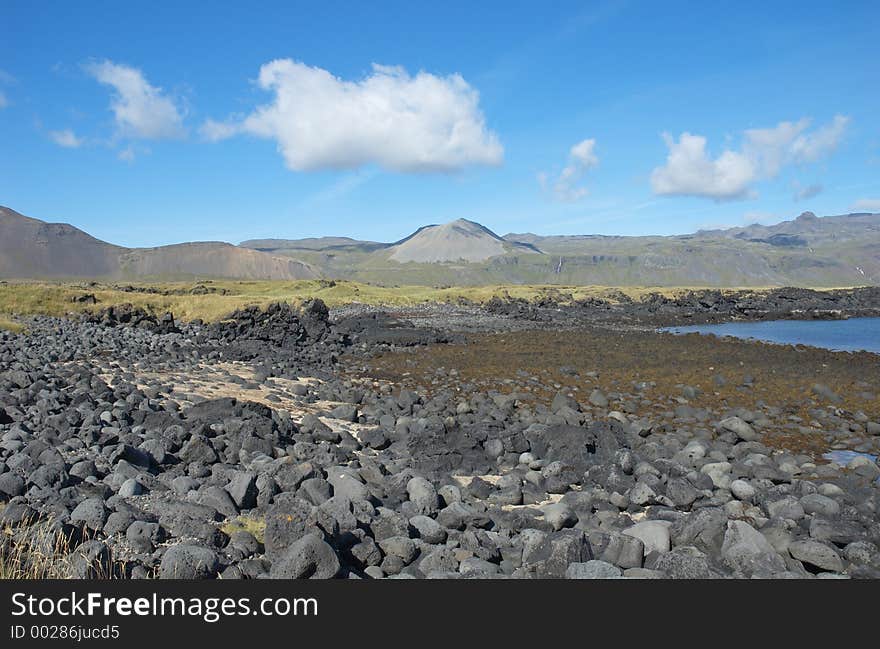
[[0, 279, 793, 324]]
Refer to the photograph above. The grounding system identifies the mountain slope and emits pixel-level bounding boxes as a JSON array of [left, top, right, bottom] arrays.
[[0, 207, 124, 278], [0, 207, 318, 280], [118, 242, 319, 280]]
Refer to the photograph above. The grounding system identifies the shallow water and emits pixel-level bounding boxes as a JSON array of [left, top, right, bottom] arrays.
[[662, 317, 880, 354], [824, 450, 880, 484], [823, 450, 878, 466]]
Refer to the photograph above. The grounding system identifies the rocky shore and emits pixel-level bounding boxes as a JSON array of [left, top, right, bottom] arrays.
[[1, 290, 879, 579]]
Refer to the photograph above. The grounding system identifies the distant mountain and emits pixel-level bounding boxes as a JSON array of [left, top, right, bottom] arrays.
[[0, 206, 318, 280], [3, 206, 879, 287], [240, 236, 386, 252], [387, 219, 539, 263], [698, 211, 880, 248], [495, 211, 880, 287]]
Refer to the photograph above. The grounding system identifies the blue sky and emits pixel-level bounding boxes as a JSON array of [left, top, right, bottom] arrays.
[[1, 1, 878, 247]]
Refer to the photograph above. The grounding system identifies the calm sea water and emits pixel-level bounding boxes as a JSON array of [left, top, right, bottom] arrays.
[[662, 317, 880, 354]]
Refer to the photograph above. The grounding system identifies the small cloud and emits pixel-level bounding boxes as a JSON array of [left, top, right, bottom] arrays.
[[201, 59, 502, 172], [792, 181, 823, 201], [539, 138, 599, 202], [84, 59, 186, 140], [0, 91, 7, 109], [850, 198, 880, 212], [48, 129, 85, 148], [200, 117, 240, 142], [118, 146, 136, 162], [651, 115, 849, 201]]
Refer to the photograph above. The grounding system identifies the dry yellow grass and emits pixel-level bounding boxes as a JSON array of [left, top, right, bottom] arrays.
[[0, 279, 813, 324], [0, 318, 24, 333], [0, 517, 74, 579]]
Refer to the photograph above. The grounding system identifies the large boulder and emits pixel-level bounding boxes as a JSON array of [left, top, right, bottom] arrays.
[[160, 545, 220, 579], [269, 533, 340, 579]]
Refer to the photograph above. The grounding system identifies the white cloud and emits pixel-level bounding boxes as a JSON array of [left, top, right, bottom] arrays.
[[48, 129, 84, 148], [85, 60, 185, 139], [0, 91, 7, 109], [851, 198, 880, 212], [201, 59, 503, 172], [118, 146, 136, 162], [201, 118, 239, 142], [539, 138, 599, 202], [651, 115, 849, 200], [651, 132, 757, 200], [744, 115, 849, 176]]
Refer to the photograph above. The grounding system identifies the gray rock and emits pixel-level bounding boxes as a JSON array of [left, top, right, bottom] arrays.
[[103, 512, 135, 536], [789, 540, 844, 573], [407, 477, 440, 515], [721, 520, 787, 577], [623, 567, 667, 579], [565, 560, 623, 579], [329, 404, 358, 422], [588, 531, 644, 569], [459, 557, 500, 575], [160, 545, 219, 579], [269, 533, 340, 579], [799, 493, 840, 518], [263, 497, 314, 557], [0, 472, 26, 499], [118, 478, 143, 497], [126, 521, 164, 553], [765, 496, 805, 521], [326, 466, 369, 503], [542, 502, 577, 531], [68, 540, 113, 579], [652, 545, 715, 579], [717, 416, 758, 442], [409, 515, 447, 544], [623, 520, 671, 555], [70, 498, 109, 532], [378, 536, 418, 565], [226, 471, 257, 510], [666, 477, 699, 508], [418, 546, 459, 574], [523, 529, 591, 578], [628, 481, 657, 506], [730, 479, 757, 502], [197, 485, 239, 518]]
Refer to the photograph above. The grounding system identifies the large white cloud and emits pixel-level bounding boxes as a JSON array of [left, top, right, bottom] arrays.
[[651, 115, 849, 200], [650, 132, 757, 200], [85, 60, 185, 139], [539, 138, 599, 201], [202, 59, 503, 172]]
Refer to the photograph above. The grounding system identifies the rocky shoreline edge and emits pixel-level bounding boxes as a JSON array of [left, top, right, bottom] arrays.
[[0, 288, 878, 579]]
